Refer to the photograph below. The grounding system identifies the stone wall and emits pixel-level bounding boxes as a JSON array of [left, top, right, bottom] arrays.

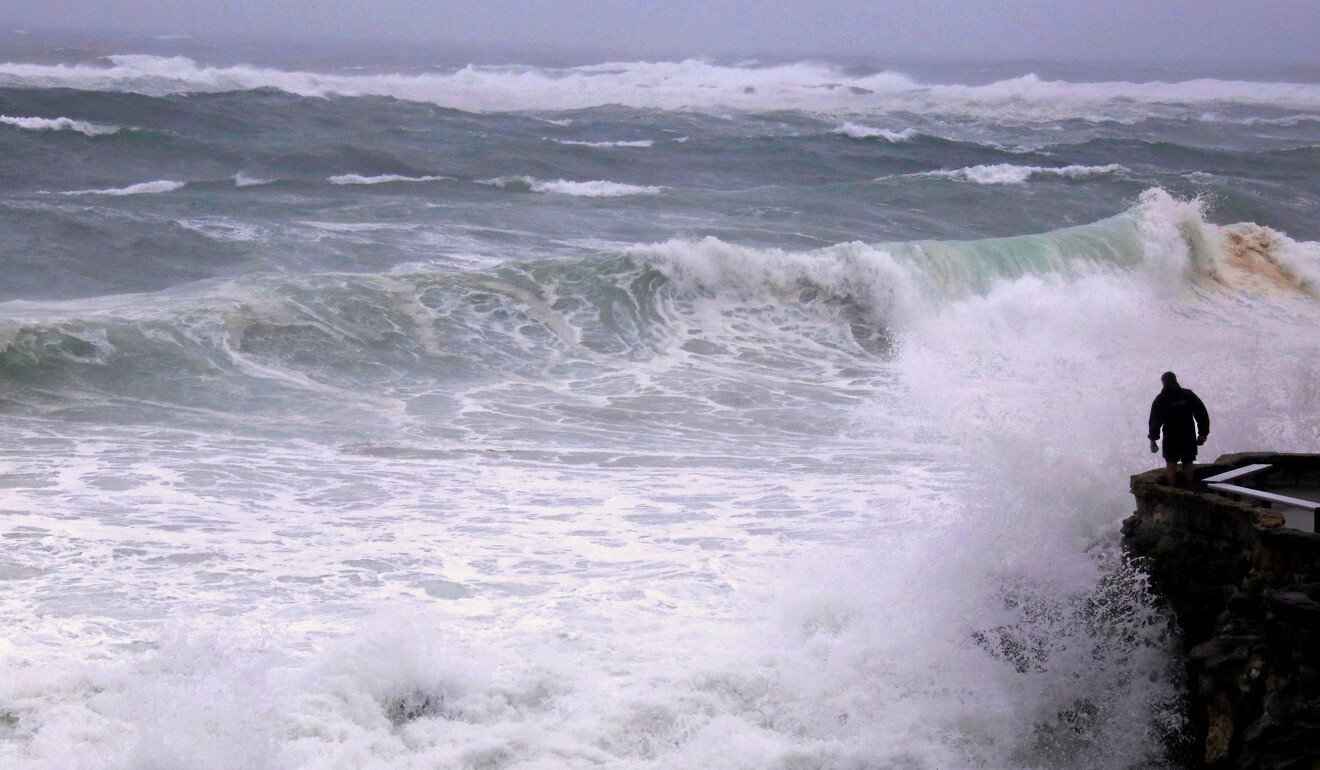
[[1123, 453, 1320, 769]]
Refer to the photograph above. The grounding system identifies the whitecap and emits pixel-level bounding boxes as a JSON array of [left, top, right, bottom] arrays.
[[552, 139, 655, 148], [327, 173, 452, 185], [234, 172, 275, 187], [1, 114, 121, 136], [923, 163, 1126, 185], [2, 55, 1318, 121], [60, 180, 186, 196], [833, 122, 918, 142], [481, 176, 665, 197]]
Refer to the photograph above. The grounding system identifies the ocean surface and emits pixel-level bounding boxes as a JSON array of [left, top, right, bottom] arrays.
[[1, 32, 1319, 769]]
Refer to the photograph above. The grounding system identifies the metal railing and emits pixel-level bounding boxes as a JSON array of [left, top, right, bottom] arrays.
[[1204, 464, 1320, 532]]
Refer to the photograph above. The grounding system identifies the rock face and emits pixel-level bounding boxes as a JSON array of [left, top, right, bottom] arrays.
[[1123, 453, 1320, 770]]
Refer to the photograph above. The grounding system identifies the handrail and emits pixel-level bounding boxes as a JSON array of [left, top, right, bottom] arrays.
[[1208, 482, 1320, 513], [1203, 463, 1273, 484], [1203, 463, 1318, 532]]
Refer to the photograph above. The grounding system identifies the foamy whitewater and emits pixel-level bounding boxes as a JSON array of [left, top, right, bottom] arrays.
[[1, 35, 1319, 769]]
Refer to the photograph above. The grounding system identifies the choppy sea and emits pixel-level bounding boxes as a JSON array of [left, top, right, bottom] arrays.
[[1, 32, 1318, 769]]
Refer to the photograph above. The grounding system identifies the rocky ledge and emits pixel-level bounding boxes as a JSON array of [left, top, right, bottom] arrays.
[[1123, 453, 1320, 770]]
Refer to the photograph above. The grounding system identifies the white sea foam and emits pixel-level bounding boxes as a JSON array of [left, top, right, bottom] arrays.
[[833, 122, 918, 142], [924, 163, 1127, 184], [177, 217, 265, 242], [2, 185, 1317, 768], [59, 179, 186, 196], [0, 114, 121, 136], [552, 138, 655, 147], [298, 220, 421, 233], [482, 175, 665, 197], [327, 173, 452, 185], [2, 55, 1319, 121]]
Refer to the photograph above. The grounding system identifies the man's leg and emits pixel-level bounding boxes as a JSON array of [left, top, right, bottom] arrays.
[[1182, 461, 1196, 487], [1165, 462, 1177, 486]]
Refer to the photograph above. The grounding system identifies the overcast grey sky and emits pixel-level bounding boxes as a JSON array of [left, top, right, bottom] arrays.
[[3, 0, 1318, 63]]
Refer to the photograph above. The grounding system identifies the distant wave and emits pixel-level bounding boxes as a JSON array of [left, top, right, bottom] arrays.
[[2, 55, 1319, 121], [1, 114, 121, 136], [832, 122, 1041, 153], [234, 172, 275, 187], [481, 176, 665, 197], [1195, 113, 1320, 127], [299, 220, 420, 233], [59, 180, 185, 196], [833, 123, 918, 142], [552, 139, 655, 148], [327, 173, 452, 185], [922, 163, 1126, 185]]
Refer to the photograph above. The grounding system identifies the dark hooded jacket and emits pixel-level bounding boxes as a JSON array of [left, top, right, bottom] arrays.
[[1148, 385, 1210, 443]]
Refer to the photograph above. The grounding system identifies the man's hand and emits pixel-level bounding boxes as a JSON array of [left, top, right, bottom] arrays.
[[1197, 434, 1207, 446], [1150, 440, 1159, 453]]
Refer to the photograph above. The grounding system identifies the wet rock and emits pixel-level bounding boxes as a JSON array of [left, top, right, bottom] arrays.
[[1268, 591, 1320, 625], [384, 689, 454, 726], [1124, 452, 1320, 769]]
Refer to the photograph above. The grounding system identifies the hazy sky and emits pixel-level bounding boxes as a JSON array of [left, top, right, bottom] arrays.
[[4, 0, 1318, 63]]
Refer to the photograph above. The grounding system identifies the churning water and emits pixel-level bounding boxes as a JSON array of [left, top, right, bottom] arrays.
[[1, 34, 1318, 769]]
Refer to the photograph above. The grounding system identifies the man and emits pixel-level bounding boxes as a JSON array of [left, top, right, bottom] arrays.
[[1148, 371, 1210, 487]]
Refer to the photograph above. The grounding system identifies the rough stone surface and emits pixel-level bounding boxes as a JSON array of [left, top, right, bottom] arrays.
[[1123, 453, 1320, 770]]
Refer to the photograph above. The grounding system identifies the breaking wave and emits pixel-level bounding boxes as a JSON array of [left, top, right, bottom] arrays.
[[2, 55, 1319, 120], [2, 188, 1318, 769], [3, 189, 1318, 769], [833, 122, 918, 142], [481, 175, 666, 197], [552, 138, 656, 148], [0, 114, 121, 136], [922, 163, 1128, 185], [57, 179, 186, 196], [4, 189, 1314, 400], [233, 172, 274, 187], [327, 173, 452, 185]]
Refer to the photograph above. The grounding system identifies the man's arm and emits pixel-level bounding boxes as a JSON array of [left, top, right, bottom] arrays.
[[1191, 391, 1210, 442], [1148, 396, 1164, 442]]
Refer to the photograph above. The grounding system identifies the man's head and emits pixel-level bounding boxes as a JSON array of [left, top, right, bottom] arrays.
[[1161, 371, 1178, 388]]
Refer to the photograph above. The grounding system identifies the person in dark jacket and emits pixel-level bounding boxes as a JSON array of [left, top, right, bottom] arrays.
[[1148, 371, 1210, 486]]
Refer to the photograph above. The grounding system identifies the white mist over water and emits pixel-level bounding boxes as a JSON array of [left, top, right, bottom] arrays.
[[3, 186, 1318, 768]]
